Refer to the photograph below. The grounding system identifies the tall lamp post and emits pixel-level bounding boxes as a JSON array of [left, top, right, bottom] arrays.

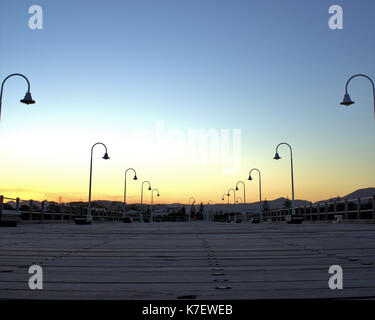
[[150, 188, 160, 223], [0, 73, 35, 121], [123, 168, 138, 219], [248, 168, 263, 223], [88, 142, 110, 221], [273, 142, 295, 216], [188, 197, 195, 222], [140, 181, 152, 223], [227, 188, 236, 222], [340, 74, 375, 122]]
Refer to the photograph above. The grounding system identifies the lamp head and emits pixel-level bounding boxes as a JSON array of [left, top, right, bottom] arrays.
[[248, 175, 253, 181], [235, 186, 239, 191], [20, 92, 35, 105], [148, 186, 151, 191], [102, 152, 110, 160], [157, 193, 160, 197], [273, 152, 281, 160], [133, 175, 138, 180], [227, 193, 230, 196], [340, 93, 355, 106]]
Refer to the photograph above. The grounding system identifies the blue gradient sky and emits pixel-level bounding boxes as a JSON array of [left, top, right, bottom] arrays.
[[0, 0, 374, 203]]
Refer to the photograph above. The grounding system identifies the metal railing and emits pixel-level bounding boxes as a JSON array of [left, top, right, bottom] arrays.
[[2, 195, 374, 224], [0, 196, 124, 222], [259, 195, 375, 222]]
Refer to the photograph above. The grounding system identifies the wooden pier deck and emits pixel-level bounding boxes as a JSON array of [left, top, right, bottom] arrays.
[[1, 222, 375, 300]]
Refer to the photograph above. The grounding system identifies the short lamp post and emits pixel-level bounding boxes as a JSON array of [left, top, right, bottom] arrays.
[[140, 181, 152, 223], [150, 188, 160, 223], [235, 181, 246, 217], [248, 168, 263, 223], [273, 143, 295, 216], [123, 168, 138, 218], [87, 142, 110, 222], [227, 188, 236, 222]]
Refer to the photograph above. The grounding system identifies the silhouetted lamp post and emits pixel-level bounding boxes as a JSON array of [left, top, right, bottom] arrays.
[[188, 197, 195, 222], [221, 194, 228, 203], [140, 181, 152, 223], [221, 193, 229, 220], [340, 74, 375, 122], [88, 142, 110, 220], [273, 142, 295, 215], [248, 168, 263, 223], [123, 168, 138, 218], [235, 181, 246, 214], [0, 73, 35, 121], [227, 188, 236, 222], [150, 188, 160, 223]]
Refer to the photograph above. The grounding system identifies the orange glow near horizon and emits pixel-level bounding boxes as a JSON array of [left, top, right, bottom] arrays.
[[0, 116, 374, 205]]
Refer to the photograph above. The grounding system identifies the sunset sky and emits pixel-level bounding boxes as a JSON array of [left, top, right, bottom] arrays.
[[0, 0, 374, 205]]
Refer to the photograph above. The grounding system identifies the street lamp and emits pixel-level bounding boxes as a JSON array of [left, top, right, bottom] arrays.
[[235, 181, 246, 215], [340, 74, 375, 122], [221, 193, 229, 221], [123, 168, 138, 219], [273, 142, 295, 215], [150, 188, 160, 223], [0, 73, 35, 121], [87, 142, 110, 222], [140, 181, 152, 223], [188, 197, 195, 222], [248, 168, 263, 223], [227, 188, 236, 222]]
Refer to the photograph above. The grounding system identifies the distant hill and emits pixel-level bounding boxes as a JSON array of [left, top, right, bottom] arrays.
[[3, 188, 373, 211], [342, 187, 375, 200], [314, 187, 375, 204], [207, 198, 311, 212]]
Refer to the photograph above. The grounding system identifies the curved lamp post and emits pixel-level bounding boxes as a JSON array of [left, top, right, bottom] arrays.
[[140, 181, 152, 223], [88, 142, 110, 219], [0, 73, 35, 121], [340, 74, 375, 122], [221, 193, 229, 203], [248, 168, 263, 223], [188, 197, 195, 222], [227, 188, 236, 222], [273, 142, 295, 215], [221, 193, 229, 221], [123, 168, 138, 218], [150, 188, 160, 223], [235, 181, 246, 215]]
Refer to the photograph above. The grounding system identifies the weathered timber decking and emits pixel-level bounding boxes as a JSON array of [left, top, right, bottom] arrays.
[[1, 222, 375, 299]]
